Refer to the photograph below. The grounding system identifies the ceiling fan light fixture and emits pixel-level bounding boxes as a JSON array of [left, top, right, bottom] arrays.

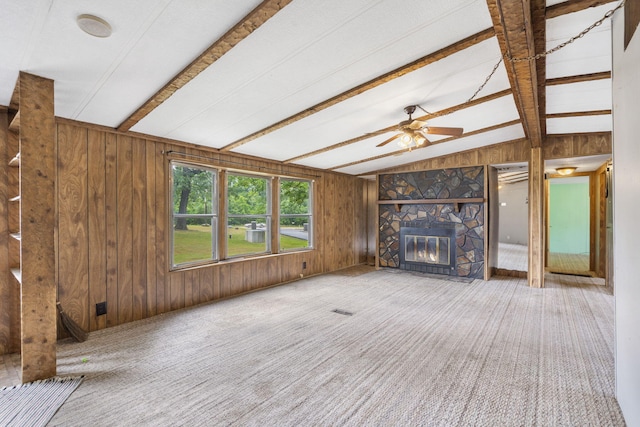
[[556, 166, 577, 176], [398, 132, 414, 148], [77, 14, 112, 38]]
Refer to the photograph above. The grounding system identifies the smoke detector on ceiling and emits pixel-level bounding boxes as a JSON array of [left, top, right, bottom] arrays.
[[77, 14, 112, 38]]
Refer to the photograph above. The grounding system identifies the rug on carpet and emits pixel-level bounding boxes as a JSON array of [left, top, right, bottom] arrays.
[[0, 376, 84, 427]]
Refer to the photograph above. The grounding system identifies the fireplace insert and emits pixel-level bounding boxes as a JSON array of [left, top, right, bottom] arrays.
[[399, 222, 456, 275]]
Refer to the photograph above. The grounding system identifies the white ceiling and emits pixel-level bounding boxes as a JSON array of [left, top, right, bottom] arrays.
[[0, 0, 619, 176]]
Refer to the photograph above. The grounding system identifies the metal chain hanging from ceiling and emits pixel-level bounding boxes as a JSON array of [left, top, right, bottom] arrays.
[[463, 0, 626, 104]]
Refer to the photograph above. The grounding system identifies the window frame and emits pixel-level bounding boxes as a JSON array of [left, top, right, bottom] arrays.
[[169, 160, 219, 269]]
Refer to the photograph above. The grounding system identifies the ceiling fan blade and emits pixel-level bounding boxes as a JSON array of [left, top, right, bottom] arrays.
[[425, 126, 464, 137], [376, 134, 400, 147], [408, 119, 426, 130]]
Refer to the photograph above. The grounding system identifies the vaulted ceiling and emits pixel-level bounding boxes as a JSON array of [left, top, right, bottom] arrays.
[[0, 0, 619, 177]]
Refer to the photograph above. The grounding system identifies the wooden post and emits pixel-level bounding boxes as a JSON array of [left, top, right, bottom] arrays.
[[19, 72, 57, 382], [528, 146, 545, 288]]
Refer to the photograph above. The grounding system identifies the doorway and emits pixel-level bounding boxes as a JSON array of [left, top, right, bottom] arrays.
[[547, 176, 591, 275]]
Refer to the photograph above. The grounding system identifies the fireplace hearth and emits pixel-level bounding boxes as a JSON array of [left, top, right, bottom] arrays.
[[399, 222, 456, 275]]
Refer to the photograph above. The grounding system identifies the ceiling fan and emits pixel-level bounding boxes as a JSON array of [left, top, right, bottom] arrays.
[[376, 105, 464, 149]]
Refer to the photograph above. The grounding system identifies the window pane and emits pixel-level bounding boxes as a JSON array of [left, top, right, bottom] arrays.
[[228, 174, 268, 215], [279, 216, 310, 251], [173, 219, 214, 265], [171, 162, 217, 268], [280, 180, 310, 214], [279, 179, 312, 251], [172, 164, 214, 215], [226, 174, 271, 258], [227, 216, 270, 257]]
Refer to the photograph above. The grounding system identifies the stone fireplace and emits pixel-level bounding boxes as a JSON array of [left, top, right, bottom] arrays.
[[378, 167, 485, 279]]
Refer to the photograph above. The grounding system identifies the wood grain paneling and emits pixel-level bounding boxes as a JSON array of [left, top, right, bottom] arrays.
[[57, 123, 89, 332], [380, 138, 530, 174], [155, 142, 168, 315], [117, 136, 134, 324], [105, 133, 119, 327], [132, 138, 147, 320], [544, 132, 611, 159], [87, 129, 107, 331], [145, 140, 157, 317]]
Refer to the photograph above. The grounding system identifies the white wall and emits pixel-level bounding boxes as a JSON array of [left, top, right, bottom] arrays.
[[612, 10, 640, 427], [497, 180, 528, 245]]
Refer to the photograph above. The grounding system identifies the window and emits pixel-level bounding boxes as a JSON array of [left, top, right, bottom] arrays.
[[279, 179, 312, 251], [227, 173, 271, 257], [170, 162, 217, 268]]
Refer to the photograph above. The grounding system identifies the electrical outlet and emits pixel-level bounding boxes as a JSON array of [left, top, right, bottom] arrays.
[[96, 301, 107, 316], [302, 261, 307, 269]]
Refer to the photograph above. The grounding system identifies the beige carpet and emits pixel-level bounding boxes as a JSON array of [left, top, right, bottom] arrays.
[[50, 270, 624, 426], [497, 242, 528, 272]]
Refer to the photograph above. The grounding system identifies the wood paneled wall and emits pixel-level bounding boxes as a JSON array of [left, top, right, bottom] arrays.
[[377, 138, 531, 173], [49, 120, 368, 336]]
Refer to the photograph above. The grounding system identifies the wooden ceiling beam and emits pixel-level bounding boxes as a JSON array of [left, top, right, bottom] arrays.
[[220, 27, 495, 152], [547, 109, 611, 118], [546, 0, 618, 20], [283, 88, 513, 164], [117, 0, 293, 132], [486, 0, 543, 148], [546, 71, 611, 85]]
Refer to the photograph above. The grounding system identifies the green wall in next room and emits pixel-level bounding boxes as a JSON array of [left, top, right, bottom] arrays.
[[549, 177, 589, 254]]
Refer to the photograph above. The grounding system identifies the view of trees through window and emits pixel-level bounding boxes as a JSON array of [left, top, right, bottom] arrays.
[[171, 162, 217, 266], [280, 179, 312, 251], [227, 174, 271, 257]]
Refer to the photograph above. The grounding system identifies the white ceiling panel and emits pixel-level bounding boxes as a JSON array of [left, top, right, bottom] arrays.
[[132, 0, 494, 145], [292, 132, 403, 170], [547, 115, 611, 134], [545, 154, 611, 173], [0, 0, 51, 105], [74, 1, 264, 127], [231, 38, 507, 161], [545, 31, 611, 78], [546, 79, 612, 113], [545, 4, 614, 78]]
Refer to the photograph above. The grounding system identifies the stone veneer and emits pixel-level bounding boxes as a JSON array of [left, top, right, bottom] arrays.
[[378, 167, 485, 279]]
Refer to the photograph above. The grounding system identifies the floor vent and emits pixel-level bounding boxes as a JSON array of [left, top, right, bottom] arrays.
[[332, 309, 354, 316]]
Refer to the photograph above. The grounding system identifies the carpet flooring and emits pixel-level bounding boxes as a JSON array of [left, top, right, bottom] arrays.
[[50, 270, 624, 426]]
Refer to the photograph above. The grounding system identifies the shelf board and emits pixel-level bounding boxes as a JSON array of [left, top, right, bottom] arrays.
[[378, 198, 485, 213], [8, 153, 20, 167], [9, 195, 20, 202], [10, 268, 21, 283], [9, 110, 20, 132], [9, 232, 21, 242]]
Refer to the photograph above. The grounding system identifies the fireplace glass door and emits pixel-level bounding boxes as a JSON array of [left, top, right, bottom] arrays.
[[404, 235, 450, 265]]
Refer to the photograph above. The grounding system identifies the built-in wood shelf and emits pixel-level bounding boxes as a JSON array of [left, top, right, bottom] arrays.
[[9, 232, 21, 242], [9, 195, 20, 202], [10, 268, 21, 283], [9, 111, 20, 132], [377, 197, 485, 213], [8, 153, 20, 167]]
